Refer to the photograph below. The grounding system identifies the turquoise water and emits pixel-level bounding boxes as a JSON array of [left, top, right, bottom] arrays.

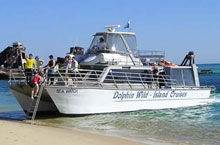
[[198, 63, 220, 74], [0, 80, 24, 120], [0, 64, 220, 145]]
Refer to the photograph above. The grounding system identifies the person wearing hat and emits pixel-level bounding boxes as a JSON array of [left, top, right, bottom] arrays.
[[67, 53, 74, 59], [70, 55, 79, 84]]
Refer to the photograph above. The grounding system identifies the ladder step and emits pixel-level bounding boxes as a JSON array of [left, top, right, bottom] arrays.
[[26, 100, 36, 119], [25, 82, 46, 122], [26, 115, 33, 119]]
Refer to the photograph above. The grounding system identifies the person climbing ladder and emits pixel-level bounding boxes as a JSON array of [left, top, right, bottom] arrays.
[[29, 72, 44, 100]]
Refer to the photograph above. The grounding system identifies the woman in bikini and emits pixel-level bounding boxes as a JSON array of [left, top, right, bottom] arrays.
[[30, 72, 44, 100]]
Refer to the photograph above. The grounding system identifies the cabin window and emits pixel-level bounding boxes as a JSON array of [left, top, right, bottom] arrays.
[[89, 35, 106, 50], [106, 34, 117, 51], [169, 68, 195, 86], [123, 35, 138, 56], [106, 34, 127, 53]]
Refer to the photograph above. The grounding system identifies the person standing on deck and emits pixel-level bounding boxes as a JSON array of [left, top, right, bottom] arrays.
[[35, 56, 43, 72], [152, 63, 159, 76], [25, 53, 35, 83], [70, 55, 79, 84], [45, 55, 56, 85], [62, 55, 72, 85], [151, 63, 159, 88]]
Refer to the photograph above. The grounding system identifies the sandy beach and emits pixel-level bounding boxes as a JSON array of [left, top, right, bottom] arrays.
[[0, 120, 146, 145]]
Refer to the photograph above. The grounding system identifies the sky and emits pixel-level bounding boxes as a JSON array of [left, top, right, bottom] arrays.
[[0, 0, 220, 64]]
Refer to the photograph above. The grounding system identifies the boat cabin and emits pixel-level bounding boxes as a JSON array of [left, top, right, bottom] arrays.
[[78, 25, 200, 87], [80, 25, 143, 67]]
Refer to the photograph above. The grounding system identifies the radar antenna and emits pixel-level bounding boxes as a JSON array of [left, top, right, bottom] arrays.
[[104, 25, 120, 32]]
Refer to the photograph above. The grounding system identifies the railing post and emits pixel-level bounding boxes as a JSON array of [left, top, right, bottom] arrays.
[[125, 73, 132, 89], [139, 73, 146, 89], [57, 69, 65, 83], [9, 69, 12, 85], [110, 71, 118, 88], [45, 69, 49, 85], [94, 70, 101, 88]]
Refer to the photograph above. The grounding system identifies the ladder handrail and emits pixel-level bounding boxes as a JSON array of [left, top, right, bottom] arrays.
[[25, 80, 46, 124], [31, 81, 45, 123]]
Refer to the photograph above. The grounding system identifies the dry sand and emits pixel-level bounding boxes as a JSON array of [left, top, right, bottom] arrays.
[[0, 120, 146, 145]]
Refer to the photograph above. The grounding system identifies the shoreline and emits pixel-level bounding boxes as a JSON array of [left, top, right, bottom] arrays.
[[33, 118, 179, 145], [0, 120, 146, 145]]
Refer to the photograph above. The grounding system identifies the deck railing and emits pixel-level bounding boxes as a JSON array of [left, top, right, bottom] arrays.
[[9, 68, 215, 92], [8, 68, 179, 89], [8, 69, 26, 85], [138, 50, 165, 63], [43, 68, 178, 89]]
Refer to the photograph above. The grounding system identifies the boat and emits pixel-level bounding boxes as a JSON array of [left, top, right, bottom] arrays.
[[0, 42, 26, 79], [8, 25, 215, 115], [199, 69, 213, 74]]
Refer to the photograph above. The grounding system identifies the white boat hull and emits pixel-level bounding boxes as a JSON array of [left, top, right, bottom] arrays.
[[46, 87, 215, 115], [10, 85, 58, 112]]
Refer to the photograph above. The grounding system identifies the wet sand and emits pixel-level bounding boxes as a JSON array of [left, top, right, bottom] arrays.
[[0, 120, 146, 145]]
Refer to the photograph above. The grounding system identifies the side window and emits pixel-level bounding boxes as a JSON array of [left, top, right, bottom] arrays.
[[106, 34, 127, 53], [170, 69, 184, 86], [183, 69, 195, 86], [170, 68, 195, 86]]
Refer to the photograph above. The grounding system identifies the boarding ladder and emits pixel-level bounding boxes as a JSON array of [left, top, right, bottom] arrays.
[[26, 81, 46, 124]]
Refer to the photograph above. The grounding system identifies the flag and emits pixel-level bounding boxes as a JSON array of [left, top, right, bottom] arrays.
[[124, 19, 130, 29]]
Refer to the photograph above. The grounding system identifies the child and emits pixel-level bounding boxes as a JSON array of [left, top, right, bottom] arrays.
[[30, 72, 44, 100]]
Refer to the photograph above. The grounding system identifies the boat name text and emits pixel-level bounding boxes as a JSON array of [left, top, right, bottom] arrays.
[[56, 89, 78, 94], [113, 91, 135, 100], [113, 90, 187, 101]]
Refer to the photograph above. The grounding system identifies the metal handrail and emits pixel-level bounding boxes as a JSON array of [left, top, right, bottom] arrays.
[[9, 68, 177, 86], [8, 68, 201, 90], [8, 69, 26, 84], [44, 68, 178, 89]]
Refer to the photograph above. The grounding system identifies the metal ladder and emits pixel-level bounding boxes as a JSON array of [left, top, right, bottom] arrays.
[[26, 81, 46, 124]]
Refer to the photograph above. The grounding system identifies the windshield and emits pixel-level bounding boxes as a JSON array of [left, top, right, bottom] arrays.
[[123, 34, 138, 56], [106, 34, 127, 53], [88, 33, 138, 55], [107, 34, 137, 55], [89, 35, 106, 50]]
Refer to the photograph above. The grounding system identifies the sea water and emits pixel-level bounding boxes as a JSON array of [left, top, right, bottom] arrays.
[[0, 80, 25, 120], [0, 64, 220, 145]]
